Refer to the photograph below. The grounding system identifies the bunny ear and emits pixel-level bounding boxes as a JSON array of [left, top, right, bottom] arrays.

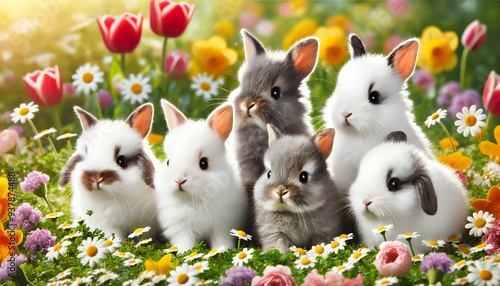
[[267, 124, 283, 146], [74, 106, 98, 131], [314, 128, 335, 160], [348, 34, 366, 58], [241, 29, 266, 60], [383, 131, 407, 143], [136, 149, 155, 187], [161, 99, 187, 130], [287, 37, 319, 80], [387, 38, 420, 80], [207, 103, 233, 141], [126, 103, 153, 139], [59, 153, 83, 187], [412, 155, 438, 215]]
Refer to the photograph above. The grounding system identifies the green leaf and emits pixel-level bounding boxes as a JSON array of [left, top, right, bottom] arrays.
[[108, 55, 124, 102]]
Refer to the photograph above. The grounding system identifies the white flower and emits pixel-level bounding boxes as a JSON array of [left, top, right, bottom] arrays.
[[51, 268, 72, 281], [467, 260, 500, 286], [375, 277, 398, 286], [372, 224, 393, 235], [45, 212, 64, 219], [465, 210, 495, 237], [330, 263, 354, 274], [422, 240, 446, 249], [46, 241, 71, 262], [425, 109, 447, 128], [451, 260, 469, 272], [474, 172, 493, 187], [72, 63, 104, 95], [47, 280, 72, 286], [471, 243, 495, 254], [135, 238, 153, 248], [326, 238, 347, 255], [96, 273, 118, 285], [167, 263, 199, 286], [91, 268, 110, 276], [70, 276, 93, 285], [412, 254, 424, 262], [163, 246, 179, 254], [294, 254, 316, 270], [289, 246, 307, 257], [193, 261, 209, 273], [334, 233, 354, 243], [190, 73, 223, 100], [152, 274, 167, 283], [10, 102, 39, 124], [77, 237, 110, 267], [124, 258, 143, 267], [121, 73, 152, 104], [129, 226, 152, 238], [139, 270, 156, 280], [452, 277, 469, 285], [308, 243, 330, 259], [63, 232, 83, 240], [196, 280, 214, 286], [112, 251, 135, 259], [448, 233, 462, 243], [230, 229, 253, 241], [454, 105, 487, 137], [57, 133, 78, 141], [204, 246, 225, 259], [34, 127, 57, 140], [347, 248, 370, 264], [232, 248, 254, 266], [454, 243, 472, 258], [104, 236, 122, 252], [185, 251, 203, 262], [485, 162, 500, 175], [58, 222, 77, 230], [397, 232, 420, 240]]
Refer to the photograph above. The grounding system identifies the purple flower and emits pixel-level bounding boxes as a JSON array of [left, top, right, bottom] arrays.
[[0, 254, 27, 283], [420, 252, 454, 274], [97, 89, 114, 108], [412, 69, 435, 90], [220, 266, 258, 286], [448, 89, 481, 118], [13, 203, 45, 231], [437, 81, 461, 106], [20, 171, 49, 193], [24, 229, 56, 259]]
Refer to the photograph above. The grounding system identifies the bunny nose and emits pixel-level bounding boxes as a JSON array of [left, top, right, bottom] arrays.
[[344, 113, 352, 125], [278, 189, 289, 203], [175, 179, 187, 191], [364, 200, 372, 212]]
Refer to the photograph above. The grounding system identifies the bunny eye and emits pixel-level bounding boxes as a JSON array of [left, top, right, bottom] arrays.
[[368, 90, 380, 104], [299, 171, 308, 183], [271, 86, 280, 99], [199, 157, 209, 170], [166, 159, 170, 167], [116, 155, 127, 168], [267, 170, 271, 179], [387, 177, 400, 191]]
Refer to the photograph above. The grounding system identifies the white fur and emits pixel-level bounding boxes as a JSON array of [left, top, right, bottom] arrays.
[[324, 53, 432, 192], [349, 142, 469, 253], [70, 120, 159, 239], [155, 120, 246, 252]]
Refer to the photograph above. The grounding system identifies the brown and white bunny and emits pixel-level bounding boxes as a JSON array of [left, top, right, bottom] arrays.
[[59, 104, 160, 239], [253, 125, 344, 254]]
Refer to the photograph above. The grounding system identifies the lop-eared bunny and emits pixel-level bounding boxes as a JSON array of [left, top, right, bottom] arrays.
[[59, 104, 160, 239]]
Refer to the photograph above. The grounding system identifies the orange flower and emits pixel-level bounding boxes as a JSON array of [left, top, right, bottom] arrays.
[[315, 26, 347, 66], [0, 223, 23, 263], [326, 14, 352, 31], [439, 138, 459, 152], [144, 253, 178, 276], [472, 186, 500, 219], [283, 19, 318, 49], [479, 125, 500, 163], [191, 36, 237, 78], [0, 177, 9, 223], [438, 152, 471, 172]]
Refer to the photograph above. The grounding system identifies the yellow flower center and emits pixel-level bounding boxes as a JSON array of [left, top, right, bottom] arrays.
[[482, 173, 491, 180], [457, 261, 466, 267], [479, 269, 493, 281], [209, 249, 218, 255], [131, 83, 143, 95], [41, 129, 49, 134], [353, 252, 362, 260], [414, 255, 421, 260], [129, 260, 136, 264], [200, 82, 211, 92], [495, 258, 500, 263], [475, 218, 487, 228], [377, 226, 387, 232], [118, 252, 125, 256], [48, 213, 58, 217], [134, 228, 144, 234], [189, 252, 198, 258], [54, 243, 62, 252], [82, 72, 94, 84], [19, 108, 30, 116], [68, 233, 75, 237], [238, 252, 247, 259], [424, 38, 453, 67], [237, 230, 246, 237], [429, 241, 438, 247], [458, 244, 470, 254], [315, 246, 324, 254], [195, 265, 203, 271], [105, 240, 112, 247], [459, 278, 468, 283], [102, 275, 110, 280], [339, 234, 347, 239], [338, 266, 346, 271], [448, 233, 458, 241], [476, 244, 487, 249], [169, 246, 178, 251], [465, 115, 477, 127], [431, 113, 440, 120], [301, 258, 311, 265], [331, 241, 340, 249], [296, 248, 306, 255], [177, 273, 189, 284], [381, 281, 390, 286], [405, 232, 413, 236], [86, 245, 97, 257]]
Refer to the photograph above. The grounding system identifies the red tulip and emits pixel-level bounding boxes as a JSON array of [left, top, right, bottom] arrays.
[[462, 20, 487, 51], [483, 70, 500, 116], [165, 50, 190, 79], [150, 0, 195, 38], [97, 13, 143, 54], [22, 66, 62, 107]]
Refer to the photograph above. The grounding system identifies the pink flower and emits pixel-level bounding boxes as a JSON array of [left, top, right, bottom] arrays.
[[387, 0, 410, 16], [412, 69, 435, 90], [255, 20, 275, 37], [251, 265, 296, 286], [374, 241, 412, 277], [324, 273, 364, 286], [383, 35, 403, 54], [0, 129, 18, 156], [361, 34, 376, 51], [22, 66, 63, 107], [165, 50, 190, 80], [302, 269, 326, 286], [63, 82, 77, 97], [97, 89, 114, 108], [483, 70, 500, 116], [278, 3, 293, 18], [482, 219, 500, 255], [239, 12, 259, 30], [97, 13, 143, 54], [462, 20, 487, 51], [150, 0, 196, 38], [4, 71, 15, 85]]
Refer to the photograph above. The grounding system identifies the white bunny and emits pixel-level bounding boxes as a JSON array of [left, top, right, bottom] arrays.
[[59, 104, 160, 239], [323, 34, 433, 193], [155, 99, 246, 252], [349, 131, 469, 254]]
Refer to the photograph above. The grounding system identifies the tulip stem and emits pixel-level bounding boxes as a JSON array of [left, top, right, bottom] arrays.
[[94, 92, 103, 119], [460, 48, 470, 89], [438, 121, 456, 153], [484, 113, 494, 135], [51, 106, 62, 132], [121, 53, 126, 75], [27, 118, 43, 156], [46, 137, 58, 154], [162, 37, 168, 75]]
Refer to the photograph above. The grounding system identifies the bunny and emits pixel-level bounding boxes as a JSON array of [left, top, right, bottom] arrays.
[[349, 131, 469, 254], [59, 104, 160, 239], [323, 34, 433, 193], [229, 29, 318, 194], [253, 125, 344, 254], [155, 99, 246, 252]]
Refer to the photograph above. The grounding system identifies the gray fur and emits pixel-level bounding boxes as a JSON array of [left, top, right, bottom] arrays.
[[383, 131, 407, 143], [411, 152, 438, 215]]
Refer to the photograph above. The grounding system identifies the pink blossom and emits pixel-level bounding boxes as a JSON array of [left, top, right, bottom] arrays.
[[4, 71, 15, 85], [63, 83, 77, 97], [278, 3, 293, 18], [361, 34, 376, 51], [0, 129, 18, 156], [387, 0, 410, 16], [462, 20, 487, 51], [374, 241, 412, 277], [302, 269, 326, 286], [324, 273, 364, 286], [412, 69, 435, 90], [251, 265, 296, 286], [383, 35, 403, 54], [482, 219, 500, 255], [165, 50, 190, 80], [239, 12, 259, 30], [97, 89, 114, 108], [255, 19, 275, 37]]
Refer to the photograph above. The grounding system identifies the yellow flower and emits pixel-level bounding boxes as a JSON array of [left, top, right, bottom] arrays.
[[417, 26, 458, 74], [438, 151, 472, 172], [0, 178, 9, 223], [479, 125, 500, 163], [144, 253, 179, 276], [215, 20, 235, 38], [326, 14, 352, 31], [291, 0, 308, 17], [192, 36, 238, 78], [315, 26, 347, 66], [147, 133, 164, 145], [439, 138, 459, 152], [283, 19, 318, 49]]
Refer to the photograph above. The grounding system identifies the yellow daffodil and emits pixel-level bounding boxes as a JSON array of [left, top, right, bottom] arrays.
[[147, 133, 164, 145], [315, 26, 347, 66], [479, 125, 500, 163], [291, 0, 308, 17], [145, 253, 178, 276], [417, 26, 458, 74], [215, 20, 235, 38], [283, 19, 318, 49], [192, 36, 237, 78], [438, 151, 471, 171], [326, 14, 352, 31], [439, 137, 459, 152]]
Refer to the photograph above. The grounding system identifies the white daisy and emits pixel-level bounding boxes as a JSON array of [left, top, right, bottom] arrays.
[[397, 232, 420, 240], [104, 236, 121, 252], [308, 243, 330, 259], [63, 232, 83, 240], [465, 210, 495, 237], [204, 246, 225, 259], [454, 243, 472, 258], [57, 133, 77, 141], [45, 212, 64, 219], [190, 73, 223, 100], [232, 248, 254, 266], [124, 258, 143, 267], [485, 162, 500, 175], [129, 226, 152, 238], [71, 276, 93, 285], [185, 251, 203, 262], [135, 238, 153, 248], [467, 260, 500, 286], [451, 260, 469, 272], [77, 237, 109, 267], [422, 240, 446, 250], [10, 102, 39, 124], [452, 277, 469, 285], [46, 241, 71, 262], [58, 222, 77, 230], [289, 246, 307, 257], [112, 251, 135, 259], [121, 73, 152, 104], [425, 109, 447, 128], [448, 233, 462, 243], [33, 127, 57, 140], [193, 261, 209, 273], [167, 263, 199, 286], [334, 233, 354, 243], [72, 63, 104, 95], [326, 239, 346, 255], [330, 263, 354, 274], [122, 278, 142, 286], [412, 254, 424, 262], [474, 172, 493, 187], [347, 248, 371, 264], [230, 229, 252, 241], [294, 254, 317, 270], [375, 276, 398, 286], [51, 268, 72, 281], [91, 268, 110, 276], [372, 224, 394, 235], [96, 273, 118, 285], [196, 280, 214, 286], [138, 270, 156, 280], [47, 280, 72, 286], [152, 274, 167, 283], [471, 243, 495, 254], [454, 105, 487, 137], [163, 246, 179, 254]]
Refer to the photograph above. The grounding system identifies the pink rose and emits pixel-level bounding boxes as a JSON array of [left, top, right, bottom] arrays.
[[0, 129, 18, 156], [374, 241, 412, 277], [302, 269, 326, 286], [324, 273, 364, 286], [251, 265, 296, 286], [482, 219, 500, 255]]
